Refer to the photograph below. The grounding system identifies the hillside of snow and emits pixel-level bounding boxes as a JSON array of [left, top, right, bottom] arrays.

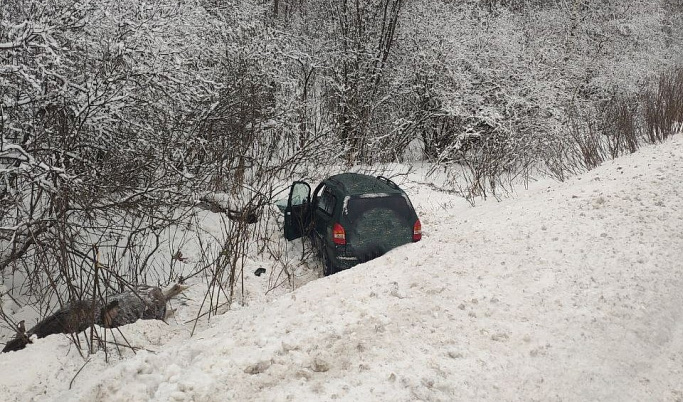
[[1, 136, 682, 401]]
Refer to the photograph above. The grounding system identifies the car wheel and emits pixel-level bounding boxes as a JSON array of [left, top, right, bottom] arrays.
[[322, 250, 334, 276]]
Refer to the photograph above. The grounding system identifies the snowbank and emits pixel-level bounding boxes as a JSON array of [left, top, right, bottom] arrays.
[[1, 136, 682, 401]]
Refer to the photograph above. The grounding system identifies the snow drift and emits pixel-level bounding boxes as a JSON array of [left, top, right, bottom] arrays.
[[1, 136, 682, 401]]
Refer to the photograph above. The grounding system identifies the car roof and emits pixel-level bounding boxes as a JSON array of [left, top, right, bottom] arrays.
[[325, 173, 405, 196]]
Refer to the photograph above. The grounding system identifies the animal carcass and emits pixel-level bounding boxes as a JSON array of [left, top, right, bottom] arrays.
[[1, 283, 187, 353]]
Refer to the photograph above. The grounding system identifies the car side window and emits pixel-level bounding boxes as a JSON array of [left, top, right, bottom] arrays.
[[317, 188, 336, 216]]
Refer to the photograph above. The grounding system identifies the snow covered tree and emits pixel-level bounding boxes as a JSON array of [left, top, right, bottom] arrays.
[[0, 0, 231, 291]]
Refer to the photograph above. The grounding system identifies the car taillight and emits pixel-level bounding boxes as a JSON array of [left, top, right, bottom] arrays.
[[413, 219, 422, 242], [332, 223, 346, 245]]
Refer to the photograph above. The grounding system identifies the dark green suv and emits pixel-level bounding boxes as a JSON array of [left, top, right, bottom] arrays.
[[282, 173, 422, 275]]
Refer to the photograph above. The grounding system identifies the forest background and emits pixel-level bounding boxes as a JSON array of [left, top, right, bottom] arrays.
[[1, 0, 682, 338]]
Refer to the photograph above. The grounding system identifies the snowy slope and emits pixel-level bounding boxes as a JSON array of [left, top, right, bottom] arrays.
[[1, 136, 682, 401]]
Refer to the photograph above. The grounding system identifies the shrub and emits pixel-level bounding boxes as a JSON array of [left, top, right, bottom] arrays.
[[643, 67, 683, 143]]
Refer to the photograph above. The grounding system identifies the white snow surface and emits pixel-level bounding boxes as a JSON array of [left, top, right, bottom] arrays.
[[1, 136, 683, 401]]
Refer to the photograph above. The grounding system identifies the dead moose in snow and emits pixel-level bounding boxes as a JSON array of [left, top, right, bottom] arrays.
[[2, 283, 188, 353]]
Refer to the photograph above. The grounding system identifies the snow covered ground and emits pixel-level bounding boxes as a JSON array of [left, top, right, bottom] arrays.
[[1, 135, 682, 401]]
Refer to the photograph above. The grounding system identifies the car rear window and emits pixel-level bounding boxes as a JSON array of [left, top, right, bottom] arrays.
[[344, 194, 414, 223], [342, 194, 415, 257]]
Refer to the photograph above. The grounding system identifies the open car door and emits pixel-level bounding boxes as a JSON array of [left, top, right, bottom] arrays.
[[284, 181, 312, 240]]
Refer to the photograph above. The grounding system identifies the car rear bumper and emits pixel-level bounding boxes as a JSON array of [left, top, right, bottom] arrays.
[[332, 249, 360, 270], [331, 244, 389, 270]]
